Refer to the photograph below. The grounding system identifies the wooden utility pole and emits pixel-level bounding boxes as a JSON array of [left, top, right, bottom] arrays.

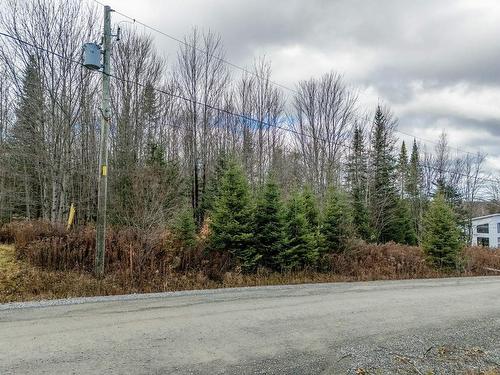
[[95, 5, 112, 276]]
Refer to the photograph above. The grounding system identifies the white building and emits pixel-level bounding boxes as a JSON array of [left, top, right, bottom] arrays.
[[471, 214, 500, 248]]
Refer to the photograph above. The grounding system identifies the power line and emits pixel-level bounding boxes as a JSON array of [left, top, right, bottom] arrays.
[[90, 0, 296, 94], [0, 30, 497, 185], [90, 0, 481, 159]]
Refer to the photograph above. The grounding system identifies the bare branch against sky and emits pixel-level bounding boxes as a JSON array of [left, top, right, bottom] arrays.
[[102, 0, 500, 172]]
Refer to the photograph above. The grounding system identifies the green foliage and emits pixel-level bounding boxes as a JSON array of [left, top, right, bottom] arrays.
[[370, 106, 399, 243], [210, 159, 259, 271], [146, 143, 166, 168], [435, 179, 468, 242], [253, 178, 285, 270], [422, 194, 463, 269], [397, 141, 408, 198], [406, 140, 424, 241], [321, 188, 354, 253], [173, 208, 197, 249], [201, 152, 229, 219], [279, 193, 318, 270], [347, 125, 372, 241], [393, 199, 418, 246], [302, 186, 320, 230]]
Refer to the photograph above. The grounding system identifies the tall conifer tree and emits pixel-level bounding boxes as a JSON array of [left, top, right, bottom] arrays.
[[397, 141, 408, 199], [406, 140, 424, 240], [369, 106, 399, 243], [347, 125, 371, 241]]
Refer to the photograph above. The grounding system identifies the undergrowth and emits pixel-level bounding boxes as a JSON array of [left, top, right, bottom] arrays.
[[1, 220, 500, 303]]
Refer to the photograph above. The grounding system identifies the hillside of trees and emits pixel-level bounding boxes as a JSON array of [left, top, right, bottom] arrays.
[[0, 0, 496, 277]]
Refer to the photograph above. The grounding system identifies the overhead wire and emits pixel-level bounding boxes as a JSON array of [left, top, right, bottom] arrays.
[[89, 0, 480, 158]]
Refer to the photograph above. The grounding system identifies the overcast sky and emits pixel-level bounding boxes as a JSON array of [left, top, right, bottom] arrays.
[[105, 0, 500, 173]]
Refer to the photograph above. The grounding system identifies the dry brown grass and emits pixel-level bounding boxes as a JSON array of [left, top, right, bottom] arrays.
[[2, 221, 500, 303]]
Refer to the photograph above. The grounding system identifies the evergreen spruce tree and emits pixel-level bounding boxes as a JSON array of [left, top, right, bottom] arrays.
[[201, 152, 228, 218], [279, 193, 317, 270], [210, 159, 258, 271], [300, 186, 325, 254], [253, 177, 285, 270], [173, 208, 197, 249], [435, 181, 468, 243], [302, 186, 320, 230], [370, 106, 399, 243], [394, 198, 417, 245], [422, 194, 463, 269], [397, 141, 408, 199], [347, 125, 371, 241], [406, 140, 424, 241], [321, 188, 354, 253]]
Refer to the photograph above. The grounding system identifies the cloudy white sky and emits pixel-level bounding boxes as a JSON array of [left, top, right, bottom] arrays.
[[105, 0, 500, 173]]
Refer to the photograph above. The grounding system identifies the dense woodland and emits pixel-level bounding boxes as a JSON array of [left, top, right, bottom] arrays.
[[0, 0, 497, 271]]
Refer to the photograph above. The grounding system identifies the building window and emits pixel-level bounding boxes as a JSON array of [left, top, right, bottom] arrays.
[[498, 238, 500, 248], [477, 237, 490, 247], [498, 223, 500, 233], [477, 224, 489, 234]]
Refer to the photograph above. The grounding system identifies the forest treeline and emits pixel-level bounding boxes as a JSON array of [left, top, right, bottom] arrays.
[[0, 0, 492, 259]]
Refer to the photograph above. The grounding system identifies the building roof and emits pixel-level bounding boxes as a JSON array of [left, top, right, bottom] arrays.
[[471, 213, 500, 221]]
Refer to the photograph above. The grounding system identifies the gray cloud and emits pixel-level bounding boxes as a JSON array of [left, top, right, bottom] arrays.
[[108, 0, 500, 172]]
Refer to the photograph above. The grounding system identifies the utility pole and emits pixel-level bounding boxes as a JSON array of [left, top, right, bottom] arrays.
[[95, 5, 112, 276]]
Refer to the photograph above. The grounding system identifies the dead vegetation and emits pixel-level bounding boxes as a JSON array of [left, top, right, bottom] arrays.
[[1, 220, 500, 303]]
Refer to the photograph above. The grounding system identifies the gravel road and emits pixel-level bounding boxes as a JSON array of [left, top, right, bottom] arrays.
[[1, 277, 500, 374]]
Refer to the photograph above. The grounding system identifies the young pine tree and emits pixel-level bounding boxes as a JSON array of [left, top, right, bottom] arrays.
[[422, 194, 463, 269], [210, 160, 259, 271], [347, 125, 371, 241], [279, 193, 318, 270], [321, 188, 354, 253], [253, 178, 285, 270]]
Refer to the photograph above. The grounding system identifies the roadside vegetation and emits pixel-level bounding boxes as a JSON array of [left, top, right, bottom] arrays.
[[1, 216, 499, 303], [1, 0, 500, 305]]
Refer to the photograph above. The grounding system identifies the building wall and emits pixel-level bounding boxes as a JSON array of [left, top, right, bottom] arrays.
[[471, 216, 500, 249]]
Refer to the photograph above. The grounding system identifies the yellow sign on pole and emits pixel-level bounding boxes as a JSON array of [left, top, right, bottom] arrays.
[[67, 203, 76, 230], [102, 165, 107, 176]]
